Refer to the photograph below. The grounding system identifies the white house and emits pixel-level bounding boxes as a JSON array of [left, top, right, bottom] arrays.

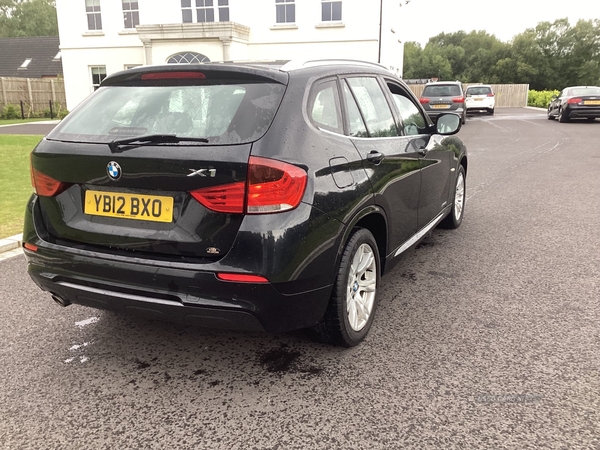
[[56, 0, 405, 110]]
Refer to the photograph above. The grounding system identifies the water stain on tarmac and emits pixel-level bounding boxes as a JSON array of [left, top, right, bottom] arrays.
[[259, 344, 323, 376]]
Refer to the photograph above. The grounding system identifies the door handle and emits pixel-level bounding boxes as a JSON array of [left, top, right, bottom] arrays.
[[366, 151, 384, 165]]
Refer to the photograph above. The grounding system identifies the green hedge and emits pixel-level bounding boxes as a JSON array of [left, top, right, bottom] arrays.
[[528, 90, 560, 108]]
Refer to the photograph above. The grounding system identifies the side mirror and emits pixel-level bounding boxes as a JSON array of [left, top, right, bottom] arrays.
[[436, 114, 461, 135], [551, 95, 558, 100]]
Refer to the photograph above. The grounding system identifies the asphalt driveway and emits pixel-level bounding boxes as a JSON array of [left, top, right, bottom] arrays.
[[0, 121, 59, 135]]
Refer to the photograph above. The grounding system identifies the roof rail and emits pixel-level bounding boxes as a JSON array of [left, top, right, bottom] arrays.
[[280, 59, 390, 72]]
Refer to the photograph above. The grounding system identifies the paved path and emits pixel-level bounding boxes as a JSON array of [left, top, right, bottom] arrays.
[[0, 121, 59, 135]]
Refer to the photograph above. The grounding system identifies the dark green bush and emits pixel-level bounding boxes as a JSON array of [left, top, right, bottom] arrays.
[[2, 104, 20, 119]]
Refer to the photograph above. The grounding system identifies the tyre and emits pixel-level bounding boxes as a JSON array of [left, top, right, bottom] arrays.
[[558, 108, 569, 123], [315, 228, 380, 347], [440, 165, 466, 229], [462, 113, 466, 125], [489, 108, 495, 116], [547, 108, 555, 120]]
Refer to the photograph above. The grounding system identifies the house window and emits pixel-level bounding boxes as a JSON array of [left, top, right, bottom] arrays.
[[86, 0, 102, 31], [91, 66, 107, 91], [167, 52, 210, 64], [181, 0, 229, 23], [19, 58, 32, 69], [218, 0, 229, 21], [275, 0, 295, 23], [122, 0, 139, 29], [322, 0, 341, 21]]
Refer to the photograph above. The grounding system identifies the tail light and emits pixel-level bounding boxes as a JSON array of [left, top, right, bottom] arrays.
[[487, 93, 495, 97], [191, 157, 307, 214], [246, 156, 307, 214], [419, 97, 430, 104], [31, 167, 70, 197], [567, 98, 582, 104], [452, 96, 465, 103], [190, 182, 245, 213]]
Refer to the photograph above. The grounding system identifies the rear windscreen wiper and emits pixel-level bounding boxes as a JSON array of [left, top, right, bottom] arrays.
[[108, 134, 209, 152]]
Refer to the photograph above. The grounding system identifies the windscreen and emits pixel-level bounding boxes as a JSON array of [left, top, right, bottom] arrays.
[[423, 85, 462, 97], [48, 82, 285, 145]]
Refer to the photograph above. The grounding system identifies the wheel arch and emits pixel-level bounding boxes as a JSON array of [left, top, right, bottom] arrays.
[[460, 154, 468, 175], [339, 206, 388, 275]]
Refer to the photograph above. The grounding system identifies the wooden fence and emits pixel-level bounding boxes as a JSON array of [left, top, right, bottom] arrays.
[[0, 77, 67, 117], [407, 84, 530, 108]]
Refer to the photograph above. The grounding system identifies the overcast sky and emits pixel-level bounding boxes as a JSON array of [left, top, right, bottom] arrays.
[[397, 0, 600, 46]]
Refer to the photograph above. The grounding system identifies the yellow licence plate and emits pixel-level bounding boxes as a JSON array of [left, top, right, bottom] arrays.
[[584, 100, 600, 105], [432, 104, 450, 109], [84, 190, 174, 223]]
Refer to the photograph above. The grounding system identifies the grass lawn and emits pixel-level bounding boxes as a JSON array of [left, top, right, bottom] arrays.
[[0, 118, 54, 126], [0, 135, 43, 238]]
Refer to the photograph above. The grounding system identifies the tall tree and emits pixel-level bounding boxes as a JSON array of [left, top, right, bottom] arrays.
[[0, 0, 58, 37]]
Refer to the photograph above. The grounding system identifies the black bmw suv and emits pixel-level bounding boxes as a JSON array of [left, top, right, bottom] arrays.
[[23, 60, 468, 347]]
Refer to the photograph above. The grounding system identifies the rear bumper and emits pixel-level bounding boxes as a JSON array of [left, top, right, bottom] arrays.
[[425, 107, 464, 119], [566, 106, 600, 118], [22, 195, 341, 333], [25, 246, 332, 333]]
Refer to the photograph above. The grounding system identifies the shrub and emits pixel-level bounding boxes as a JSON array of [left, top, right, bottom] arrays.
[[528, 90, 560, 108], [2, 104, 20, 120]]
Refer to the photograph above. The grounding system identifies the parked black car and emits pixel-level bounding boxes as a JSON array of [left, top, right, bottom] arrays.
[[419, 81, 466, 124], [547, 86, 600, 122], [23, 60, 468, 347]]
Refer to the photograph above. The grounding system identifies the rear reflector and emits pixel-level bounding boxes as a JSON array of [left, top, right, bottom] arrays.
[[141, 72, 206, 80], [217, 273, 269, 283], [419, 97, 431, 104], [190, 182, 245, 214], [23, 243, 38, 252], [31, 167, 70, 197]]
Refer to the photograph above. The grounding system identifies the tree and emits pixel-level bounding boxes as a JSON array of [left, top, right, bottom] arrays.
[[0, 0, 58, 37]]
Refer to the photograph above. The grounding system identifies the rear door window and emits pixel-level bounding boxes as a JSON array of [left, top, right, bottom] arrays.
[[345, 77, 397, 138]]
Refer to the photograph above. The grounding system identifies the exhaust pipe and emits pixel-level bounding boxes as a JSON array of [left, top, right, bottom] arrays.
[[51, 294, 71, 307]]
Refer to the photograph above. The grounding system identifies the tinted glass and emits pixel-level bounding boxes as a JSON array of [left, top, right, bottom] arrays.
[[423, 84, 462, 97], [310, 81, 341, 133], [570, 87, 600, 96], [342, 82, 367, 137], [48, 82, 285, 145], [347, 77, 397, 138], [466, 86, 492, 95], [392, 94, 426, 136]]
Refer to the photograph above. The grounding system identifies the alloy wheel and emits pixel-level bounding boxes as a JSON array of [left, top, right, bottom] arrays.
[[346, 243, 377, 331]]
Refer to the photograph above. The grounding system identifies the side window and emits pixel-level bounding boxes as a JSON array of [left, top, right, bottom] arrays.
[[346, 77, 397, 138], [387, 82, 427, 136], [342, 81, 367, 137], [309, 80, 342, 134]]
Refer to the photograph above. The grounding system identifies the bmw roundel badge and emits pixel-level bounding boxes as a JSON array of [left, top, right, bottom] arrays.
[[107, 161, 122, 180]]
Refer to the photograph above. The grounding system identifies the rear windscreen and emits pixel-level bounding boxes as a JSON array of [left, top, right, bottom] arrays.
[[466, 86, 492, 95], [422, 85, 462, 97], [569, 87, 600, 96], [48, 82, 285, 145]]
